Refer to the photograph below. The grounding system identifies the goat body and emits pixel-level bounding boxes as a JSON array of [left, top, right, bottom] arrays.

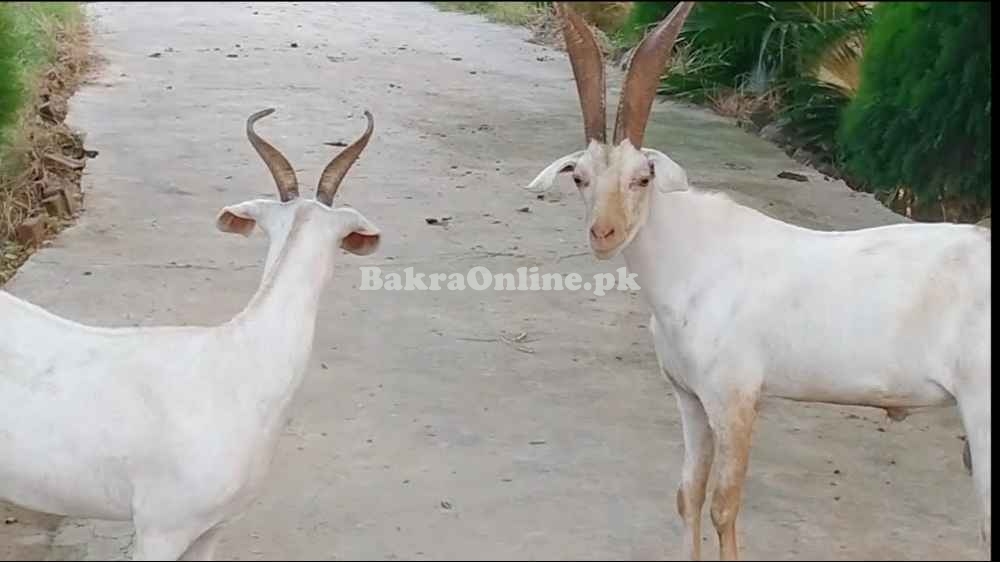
[[633, 176, 991, 560], [630, 184, 989, 413], [1, 301, 296, 524]]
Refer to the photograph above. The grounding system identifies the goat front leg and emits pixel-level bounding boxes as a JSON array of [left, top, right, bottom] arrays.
[[132, 527, 198, 561], [132, 512, 217, 561], [704, 386, 760, 561], [673, 385, 715, 561]]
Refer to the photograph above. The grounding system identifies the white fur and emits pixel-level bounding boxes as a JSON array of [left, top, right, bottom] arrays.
[[0, 198, 380, 560], [528, 147, 991, 559]]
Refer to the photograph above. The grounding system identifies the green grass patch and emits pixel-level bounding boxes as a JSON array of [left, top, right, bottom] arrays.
[[0, 2, 83, 146], [1, 2, 85, 272]]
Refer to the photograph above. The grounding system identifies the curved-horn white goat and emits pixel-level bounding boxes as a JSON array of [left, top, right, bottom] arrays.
[[1, 109, 381, 560], [526, 3, 991, 560]]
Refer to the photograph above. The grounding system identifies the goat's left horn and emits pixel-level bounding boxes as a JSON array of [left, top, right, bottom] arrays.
[[316, 111, 374, 206], [612, 1, 694, 149], [246, 108, 300, 202]]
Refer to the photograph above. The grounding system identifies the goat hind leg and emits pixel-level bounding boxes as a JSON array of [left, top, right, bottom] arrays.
[[958, 389, 991, 559]]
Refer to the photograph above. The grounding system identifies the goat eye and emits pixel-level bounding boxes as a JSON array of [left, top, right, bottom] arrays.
[[573, 176, 586, 188], [637, 177, 650, 188]]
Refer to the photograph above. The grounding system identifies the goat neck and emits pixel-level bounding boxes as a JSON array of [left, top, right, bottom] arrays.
[[228, 207, 334, 420]]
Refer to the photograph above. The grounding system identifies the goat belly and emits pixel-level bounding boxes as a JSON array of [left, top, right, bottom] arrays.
[[0, 454, 133, 520]]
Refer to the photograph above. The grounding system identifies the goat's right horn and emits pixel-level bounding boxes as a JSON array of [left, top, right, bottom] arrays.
[[315, 111, 374, 207], [246, 108, 299, 202], [556, 2, 607, 145]]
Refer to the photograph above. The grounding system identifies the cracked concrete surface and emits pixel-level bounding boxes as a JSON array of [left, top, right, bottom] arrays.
[[1, 2, 983, 560]]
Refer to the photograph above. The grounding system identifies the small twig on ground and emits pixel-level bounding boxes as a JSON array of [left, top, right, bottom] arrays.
[[457, 330, 538, 354]]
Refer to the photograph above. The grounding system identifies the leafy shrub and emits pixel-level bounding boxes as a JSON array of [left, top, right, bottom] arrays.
[[839, 2, 991, 211], [618, 2, 678, 45], [661, 2, 870, 102]]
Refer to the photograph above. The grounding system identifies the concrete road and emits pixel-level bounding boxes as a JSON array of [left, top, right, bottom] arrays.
[[2, 2, 982, 560]]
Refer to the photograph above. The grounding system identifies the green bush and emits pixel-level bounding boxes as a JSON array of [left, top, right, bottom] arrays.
[[839, 2, 991, 209], [619, 2, 678, 45], [661, 1, 776, 98], [778, 80, 851, 155], [661, 2, 870, 102]]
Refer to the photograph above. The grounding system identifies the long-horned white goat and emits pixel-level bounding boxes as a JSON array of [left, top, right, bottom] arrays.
[[525, 3, 991, 559], [1, 109, 381, 560]]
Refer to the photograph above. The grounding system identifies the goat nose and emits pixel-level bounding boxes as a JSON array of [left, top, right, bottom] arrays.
[[590, 225, 615, 240]]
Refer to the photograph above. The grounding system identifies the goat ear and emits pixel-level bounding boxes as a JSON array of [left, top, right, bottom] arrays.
[[336, 208, 381, 256], [525, 150, 585, 193], [216, 201, 265, 237], [641, 149, 688, 192]]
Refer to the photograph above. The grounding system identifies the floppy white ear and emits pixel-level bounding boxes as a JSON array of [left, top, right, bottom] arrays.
[[335, 207, 381, 256], [524, 150, 585, 193], [641, 149, 689, 193]]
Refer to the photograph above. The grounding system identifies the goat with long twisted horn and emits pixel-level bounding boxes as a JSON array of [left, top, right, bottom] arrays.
[[525, 3, 991, 560]]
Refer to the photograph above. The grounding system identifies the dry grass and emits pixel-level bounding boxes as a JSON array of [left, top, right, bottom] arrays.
[[432, 2, 618, 57], [876, 185, 990, 224], [0, 3, 94, 284], [706, 88, 782, 128], [525, 6, 617, 57], [432, 2, 546, 27]]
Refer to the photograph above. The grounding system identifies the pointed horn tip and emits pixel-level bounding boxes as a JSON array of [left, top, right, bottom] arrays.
[[247, 108, 276, 127], [251, 107, 275, 118]]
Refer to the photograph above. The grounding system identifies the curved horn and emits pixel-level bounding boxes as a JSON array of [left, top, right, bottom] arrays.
[[246, 108, 299, 202], [316, 110, 374, 206], [556, 2, 606, 145], [612, 2, 694, 148]]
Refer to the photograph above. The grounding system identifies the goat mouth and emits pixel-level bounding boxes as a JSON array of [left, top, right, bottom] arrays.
[[590, 242, 623, 260], [590, 226, 639, 260]]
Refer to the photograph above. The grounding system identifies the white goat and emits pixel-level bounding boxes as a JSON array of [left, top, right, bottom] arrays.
[[1, 108, 382, 560], [525, 3, 991, 560]]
